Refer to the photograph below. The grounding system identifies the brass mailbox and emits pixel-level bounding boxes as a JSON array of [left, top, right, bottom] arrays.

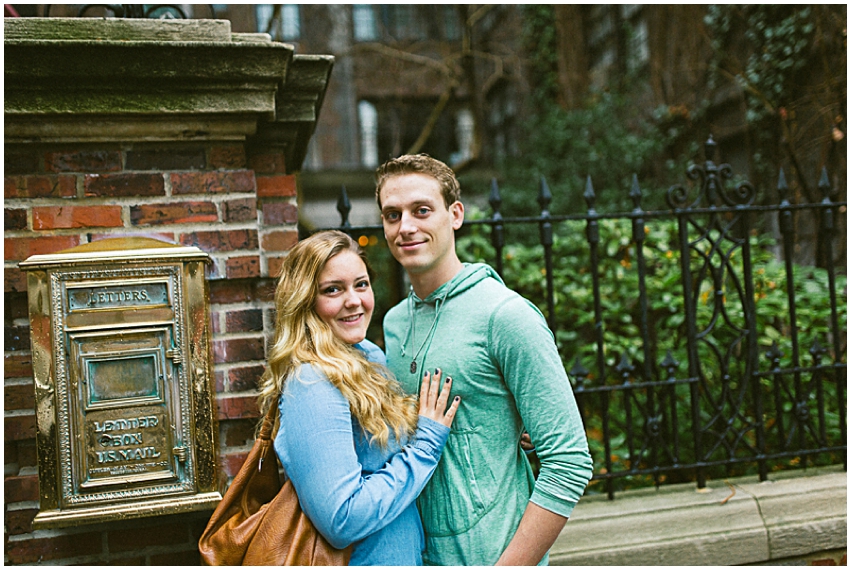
[[20, 237, 222, 528]]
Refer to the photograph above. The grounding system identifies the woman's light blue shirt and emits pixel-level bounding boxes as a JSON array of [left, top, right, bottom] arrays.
[[274, 340, 449, 566]]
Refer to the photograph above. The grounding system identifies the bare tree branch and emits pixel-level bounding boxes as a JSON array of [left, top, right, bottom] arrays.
[[352, 42, 457, 78], [266, 4, 281, 36], [406, 83, 457, 155]]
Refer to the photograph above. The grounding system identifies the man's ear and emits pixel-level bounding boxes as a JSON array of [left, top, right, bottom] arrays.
[[450, 201, 465, 230]]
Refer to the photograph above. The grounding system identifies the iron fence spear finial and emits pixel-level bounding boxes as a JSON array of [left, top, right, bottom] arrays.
[[583, 175, 596, 211], [337, 186, 351, 229], [629, 173, 642, 208], [809, 338, 827, 362], [660, 350, 679, 379], [584, 176, 599, 244], [818, 166, 831, 198], [616, 352, 635, 383], [704, 134, 717, 163], [777, 168, 793, 236], [777, 168, 790, 202], [538, 176, 552, 214], [489, 178, 502, 214]]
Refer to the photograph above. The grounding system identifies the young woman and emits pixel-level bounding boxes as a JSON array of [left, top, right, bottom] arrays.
[[257, 230, 459, 565]]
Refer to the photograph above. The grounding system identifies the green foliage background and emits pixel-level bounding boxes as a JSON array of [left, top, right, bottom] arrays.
[[457, 214, 846, 491]]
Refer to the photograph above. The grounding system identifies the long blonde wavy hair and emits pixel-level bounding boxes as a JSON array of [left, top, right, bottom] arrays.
[[258, 230, 418, 448]]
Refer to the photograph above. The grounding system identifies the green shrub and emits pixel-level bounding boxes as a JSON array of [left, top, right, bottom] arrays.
[[458, 210, 847, 491]]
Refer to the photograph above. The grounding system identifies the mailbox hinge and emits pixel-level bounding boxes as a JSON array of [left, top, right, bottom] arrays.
[[165, 349, 182, 365], [173, 446, 188, 463]]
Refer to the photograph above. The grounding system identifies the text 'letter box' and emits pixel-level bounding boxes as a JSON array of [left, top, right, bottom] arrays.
[[20, 237, 222, 528]]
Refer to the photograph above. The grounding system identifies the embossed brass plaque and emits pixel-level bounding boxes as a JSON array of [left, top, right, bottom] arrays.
[[67, 281, 169, 311], [20, 238, 222, 528]]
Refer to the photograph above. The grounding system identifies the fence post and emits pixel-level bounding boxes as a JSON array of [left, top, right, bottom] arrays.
[[489, 178, 505, 277], [584, 176, 614, 499], [817, 167, 846, 468], [630, 175, 653, 383], [737, 174, 766, 481], [630, 174, 660, 483], [538, 177, 555, 333], [777, 169, 806, 460]]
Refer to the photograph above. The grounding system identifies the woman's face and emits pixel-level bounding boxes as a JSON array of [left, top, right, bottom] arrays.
[[314, 250, 375, 345]]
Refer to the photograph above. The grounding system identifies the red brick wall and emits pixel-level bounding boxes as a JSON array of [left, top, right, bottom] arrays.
[[4, 141, 296, 564]]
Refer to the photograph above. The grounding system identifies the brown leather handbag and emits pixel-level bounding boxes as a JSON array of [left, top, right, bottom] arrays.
[[198, 403, 351, 565]]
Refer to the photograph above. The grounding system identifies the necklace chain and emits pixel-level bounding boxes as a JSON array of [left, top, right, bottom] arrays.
[[408, 299, 439, 375], [409, 323, 430, 375]]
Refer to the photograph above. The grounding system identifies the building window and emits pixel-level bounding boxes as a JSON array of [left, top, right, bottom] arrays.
[[391, 5, 413, 39], [450, 109, 475, 164], [587, 5, 649, 86], [383, 5, 425, 41], [622, 5, 649, 72], [281, 4, 300, 40], [588, 5, 616, 74], [487, 81, 519, 164], [442, 6, 461, 41], [256, 5, 274, 35], [353, 5, 377, 41], [256, 4, 300, 41], [358, 100, 379, 168]]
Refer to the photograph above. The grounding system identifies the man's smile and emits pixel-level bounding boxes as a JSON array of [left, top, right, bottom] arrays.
[[399, 240, 426, 250]]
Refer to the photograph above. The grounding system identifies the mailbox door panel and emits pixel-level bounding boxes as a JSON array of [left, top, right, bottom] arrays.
[[66, 327, 191, 503]]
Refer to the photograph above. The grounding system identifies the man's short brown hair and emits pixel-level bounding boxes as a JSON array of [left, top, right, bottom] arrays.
[[375, 154, 461, 209]]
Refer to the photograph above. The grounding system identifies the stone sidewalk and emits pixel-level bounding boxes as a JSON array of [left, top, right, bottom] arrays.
[[550, 465, 847, 565]]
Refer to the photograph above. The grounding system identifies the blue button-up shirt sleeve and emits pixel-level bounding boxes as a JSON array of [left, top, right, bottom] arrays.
[[275, 364, 449, 549]]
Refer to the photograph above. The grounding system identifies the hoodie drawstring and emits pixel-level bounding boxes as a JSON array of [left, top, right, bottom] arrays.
[[401, 290, 444, 375]]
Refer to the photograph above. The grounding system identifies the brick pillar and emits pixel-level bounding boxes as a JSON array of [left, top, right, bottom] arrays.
[[4, 17, 332, 565]]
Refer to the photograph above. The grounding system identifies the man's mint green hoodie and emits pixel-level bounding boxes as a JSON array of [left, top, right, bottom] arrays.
[[384, 263, 593, 566]]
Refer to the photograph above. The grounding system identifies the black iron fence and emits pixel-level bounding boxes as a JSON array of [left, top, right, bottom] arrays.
[[323, 136, 847, 498]]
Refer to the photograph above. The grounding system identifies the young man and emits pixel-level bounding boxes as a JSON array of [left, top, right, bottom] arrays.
[[375, 154, 593, 566]]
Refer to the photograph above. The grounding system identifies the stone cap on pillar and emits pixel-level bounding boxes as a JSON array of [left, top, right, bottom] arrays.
[[4, 17, 333, 173]]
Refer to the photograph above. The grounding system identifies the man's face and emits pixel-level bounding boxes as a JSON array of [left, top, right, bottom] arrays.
[[379, 173, 464, 278]]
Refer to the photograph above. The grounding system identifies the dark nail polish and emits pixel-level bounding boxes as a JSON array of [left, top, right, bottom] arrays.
[[435, 368, 441, 376], [445, 376, 451, 383], [454, 396, 460, 402]]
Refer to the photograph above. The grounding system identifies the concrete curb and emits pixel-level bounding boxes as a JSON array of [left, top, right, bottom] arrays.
[[550, 466, 846, 565]]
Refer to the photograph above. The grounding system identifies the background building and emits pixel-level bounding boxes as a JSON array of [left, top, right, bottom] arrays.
[[15, 5, 844, 258]]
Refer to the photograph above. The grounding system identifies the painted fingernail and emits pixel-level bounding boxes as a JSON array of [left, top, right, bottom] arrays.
[[445, 376, 451, 383], [435, 368, 441, 376], [454, 396, 460, 402]]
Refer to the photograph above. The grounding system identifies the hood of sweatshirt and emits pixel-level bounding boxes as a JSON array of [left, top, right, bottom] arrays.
[[416, 262, 503, 305], [400, 263, 502, 365]]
